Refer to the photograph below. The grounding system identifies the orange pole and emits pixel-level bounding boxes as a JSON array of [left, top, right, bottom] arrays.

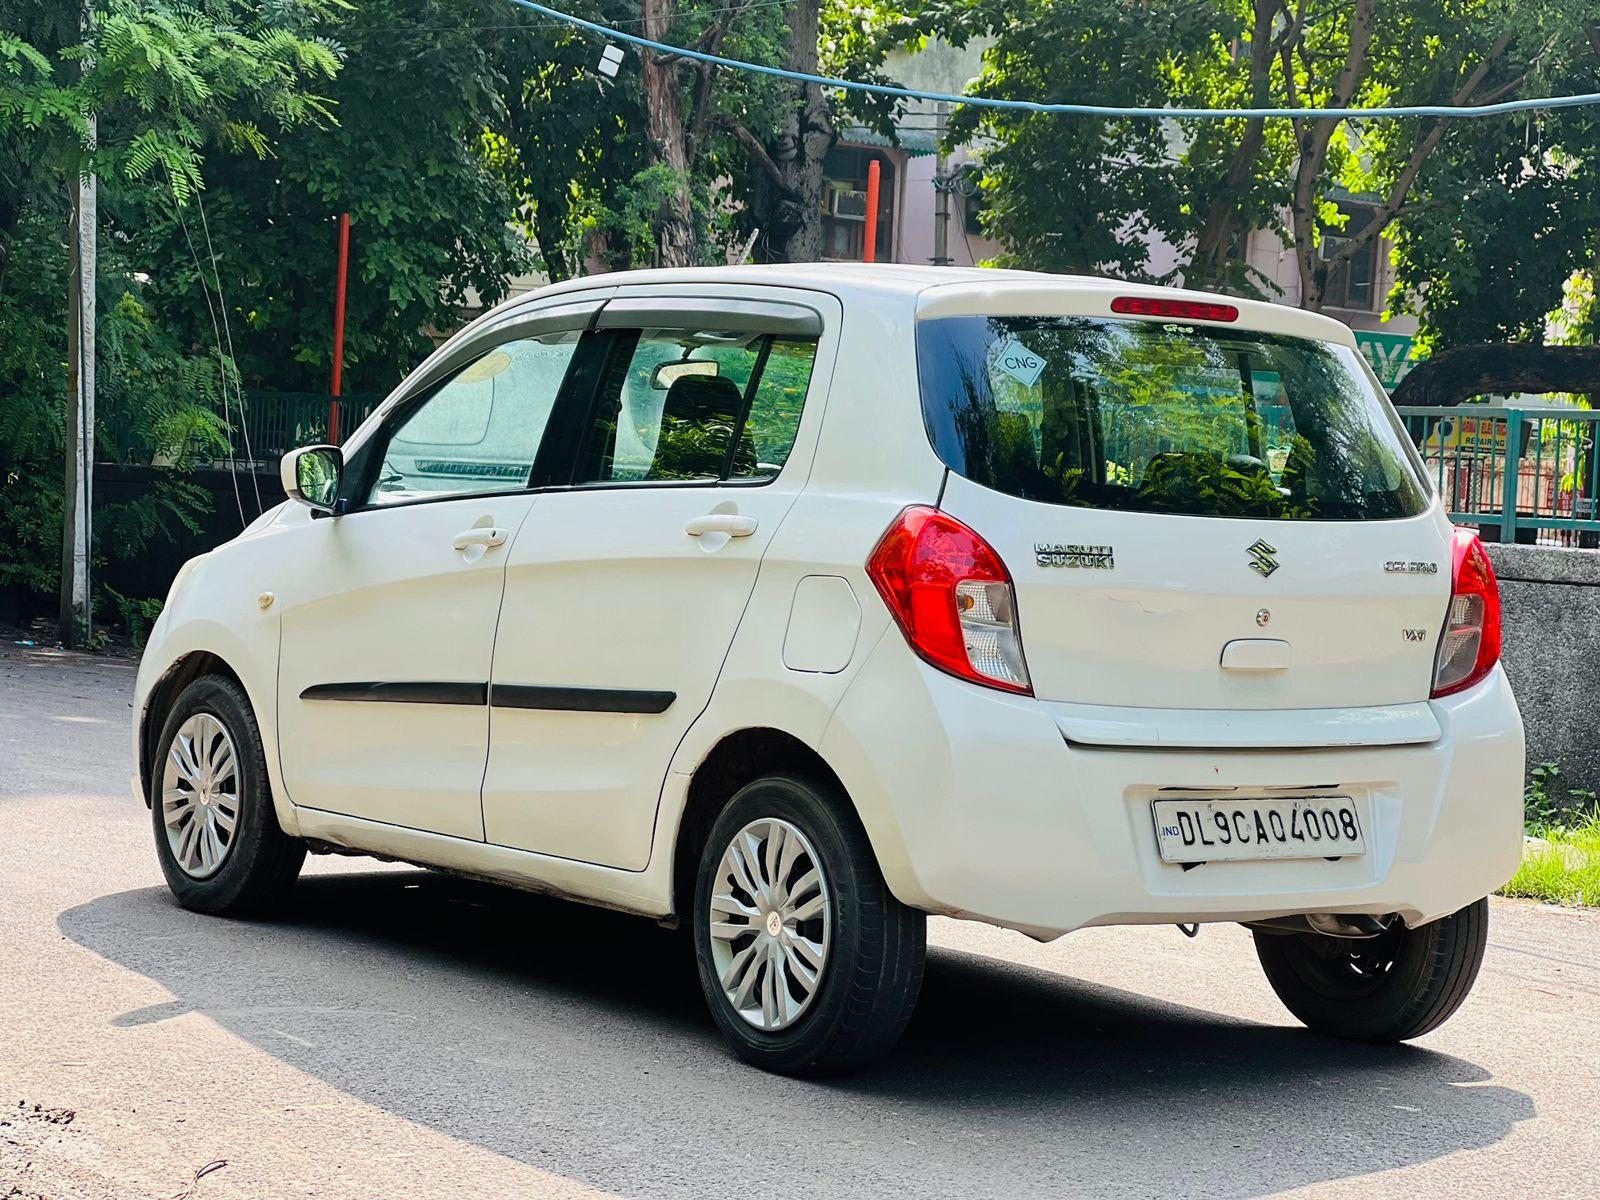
[[862, 159, 881, 263], [329, 211, 351, 443]]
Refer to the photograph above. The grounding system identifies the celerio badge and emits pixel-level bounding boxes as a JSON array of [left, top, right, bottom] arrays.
[[1246, 539, 1280, 578]]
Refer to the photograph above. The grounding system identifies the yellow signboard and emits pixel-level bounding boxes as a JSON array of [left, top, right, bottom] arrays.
[[1421, 412, 1507, 456]]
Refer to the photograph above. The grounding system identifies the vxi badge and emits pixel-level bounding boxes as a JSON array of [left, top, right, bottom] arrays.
[[1246, 539, 1280, 578], [1036, 543, 1115, 570]]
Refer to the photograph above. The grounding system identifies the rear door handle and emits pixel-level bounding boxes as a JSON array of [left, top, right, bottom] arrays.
[[451, 526, 508, 551], [685, 514, 758, 538]]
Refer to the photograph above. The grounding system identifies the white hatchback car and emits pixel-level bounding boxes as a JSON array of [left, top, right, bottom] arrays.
[[134, 265, 1524, 1074]]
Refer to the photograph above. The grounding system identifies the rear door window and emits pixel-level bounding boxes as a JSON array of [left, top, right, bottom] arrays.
[[572, 329, 818, 485], [917, 315, 1427, 520]]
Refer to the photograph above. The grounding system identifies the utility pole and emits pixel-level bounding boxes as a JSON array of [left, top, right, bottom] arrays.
[[60, 0, 96, 648], [932, 100, 951, 267]]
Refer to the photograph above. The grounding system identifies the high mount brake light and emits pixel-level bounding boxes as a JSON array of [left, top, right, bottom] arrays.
[[866, 507, 1032, 695], [1432, 528, 1502, 698], [1110, 296, 1240, 323]]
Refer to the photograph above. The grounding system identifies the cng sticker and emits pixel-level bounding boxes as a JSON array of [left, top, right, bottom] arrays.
[[993, 338, 1047, 387]]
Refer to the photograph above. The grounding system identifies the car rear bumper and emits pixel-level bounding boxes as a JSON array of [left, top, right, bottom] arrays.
[[821, 636, 1525, 940]]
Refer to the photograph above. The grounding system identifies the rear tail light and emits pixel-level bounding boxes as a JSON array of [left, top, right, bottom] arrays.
[[1110, 296, 1239, 323], [1431, 528, 1502, 697], [866, 507, 1031, 694]]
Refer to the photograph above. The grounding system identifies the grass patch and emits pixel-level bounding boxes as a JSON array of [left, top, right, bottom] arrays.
[[1500, 818, 1600, 907]]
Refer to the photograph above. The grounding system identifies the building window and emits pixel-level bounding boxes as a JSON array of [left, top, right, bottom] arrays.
[[821, 146, 895, 262], [1320, 203, 1382, 311]]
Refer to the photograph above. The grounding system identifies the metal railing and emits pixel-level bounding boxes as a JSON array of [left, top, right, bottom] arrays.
[[104, 390, 382, 471], [233, 390, 384, 464], [236, 391, 383, 463], [1395, 404, 1600, 547]]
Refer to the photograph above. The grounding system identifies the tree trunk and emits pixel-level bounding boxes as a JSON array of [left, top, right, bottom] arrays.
[[753, 0, 833, 263], [641, 0, 699, 267], [532, 203, 575, 282], [1288, 10, 1512, 313], [1287, 0, 1375, 312], [1390, 344, 1600, 408], [1315, 31, 1516, 291], [1187, 0, 1281, 289]]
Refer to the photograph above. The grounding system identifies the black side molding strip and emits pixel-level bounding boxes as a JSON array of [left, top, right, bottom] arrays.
[[491, 684, 675, 715], [300, 681, 488, 706], [298, 681, 675, 714]]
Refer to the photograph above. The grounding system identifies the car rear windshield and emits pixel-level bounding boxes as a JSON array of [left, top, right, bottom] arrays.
[[916, 315, 1428, 521]]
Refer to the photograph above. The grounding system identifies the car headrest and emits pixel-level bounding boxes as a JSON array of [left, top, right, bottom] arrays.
[[647, 373, 756, 479]]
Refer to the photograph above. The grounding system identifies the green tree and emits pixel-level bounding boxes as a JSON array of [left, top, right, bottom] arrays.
[[574, 0, 793, 268], [1389, 32, 1600, 349], [0, 0, 339, 612], [876, 0, 1594, 315], [129, 0, 531, 395], [487, 0, 647, 281]]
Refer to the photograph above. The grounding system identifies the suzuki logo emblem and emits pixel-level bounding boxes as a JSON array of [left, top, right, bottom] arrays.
[[1246, 539, 1280, 578]]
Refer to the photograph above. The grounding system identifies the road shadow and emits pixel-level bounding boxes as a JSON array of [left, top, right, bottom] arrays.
[[60, 870, 1534, 1199]]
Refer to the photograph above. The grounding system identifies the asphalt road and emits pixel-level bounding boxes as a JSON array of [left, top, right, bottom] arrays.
[[2, 641, 1597, 1200]]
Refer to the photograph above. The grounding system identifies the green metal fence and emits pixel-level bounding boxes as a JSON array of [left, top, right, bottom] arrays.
[[1394, 404, 1600, 547], [239, 390, 383, 462], [104, 390, 383, 469]]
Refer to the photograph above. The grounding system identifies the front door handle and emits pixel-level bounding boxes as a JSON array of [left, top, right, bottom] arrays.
[[451, 526, 508, 551], [685, 514, 758, 538]]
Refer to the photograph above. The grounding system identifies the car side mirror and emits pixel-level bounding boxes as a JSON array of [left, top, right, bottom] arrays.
[[281, 445, 342, 513]]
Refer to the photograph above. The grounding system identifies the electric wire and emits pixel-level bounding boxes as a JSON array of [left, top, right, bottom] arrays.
[[194, 187, 265, 518], [360, 0, 794, 34], [164, 170, 247, 528], [507, 0, 1600, 121]]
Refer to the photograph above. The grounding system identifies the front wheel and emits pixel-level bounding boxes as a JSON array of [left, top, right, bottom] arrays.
[[1253, 898, 1489, 1042], [151, 675, 306, 915], [692, 773, 926, 1075]]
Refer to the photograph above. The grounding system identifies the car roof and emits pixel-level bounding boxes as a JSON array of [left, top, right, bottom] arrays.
[[534, 262, 1025, 297], [496, 263, 1358, 348]]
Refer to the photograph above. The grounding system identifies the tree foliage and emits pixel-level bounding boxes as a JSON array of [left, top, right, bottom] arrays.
[[127, 0, 537, 394], [869, 0, 1600, 343], [0, 0, 340, 611], [486, 0, 647, 280], [1389, 36, 1600, 348], [516, 0, 808, 269]]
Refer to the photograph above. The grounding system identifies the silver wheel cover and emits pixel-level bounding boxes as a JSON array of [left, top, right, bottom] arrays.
[[707, 817, 831, 1031], [161, 712, 241, 880]]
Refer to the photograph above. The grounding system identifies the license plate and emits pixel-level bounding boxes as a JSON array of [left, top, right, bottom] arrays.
[[1151, 797, 1365, 864]]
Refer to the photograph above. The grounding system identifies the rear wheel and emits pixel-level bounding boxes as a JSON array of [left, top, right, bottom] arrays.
[[692, 773, 926, 1075], [1253, 898, 1488, 1042], [151, 675, 305, 915]]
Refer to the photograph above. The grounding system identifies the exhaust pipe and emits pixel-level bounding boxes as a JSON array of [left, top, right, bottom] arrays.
[[1247, 913, 1395, 939]]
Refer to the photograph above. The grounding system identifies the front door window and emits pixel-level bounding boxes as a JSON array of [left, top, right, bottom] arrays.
[[367, 331, 581, 506]]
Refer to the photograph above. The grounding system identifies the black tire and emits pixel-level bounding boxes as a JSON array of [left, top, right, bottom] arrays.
[[692, 773, 926, 1076], [150, 675, 305, 915], [1253, 898, 1489, 1042]]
